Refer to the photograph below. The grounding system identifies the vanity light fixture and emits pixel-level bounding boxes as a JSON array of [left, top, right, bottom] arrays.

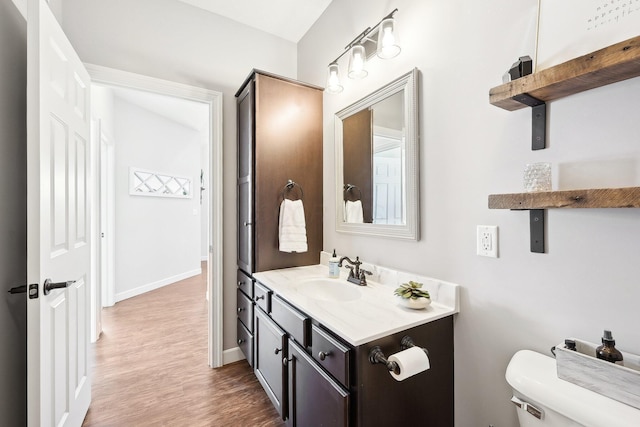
[[325, 8, 400, 93]]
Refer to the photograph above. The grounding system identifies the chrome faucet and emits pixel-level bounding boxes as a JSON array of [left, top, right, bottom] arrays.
[[338, 256, 372, 286]]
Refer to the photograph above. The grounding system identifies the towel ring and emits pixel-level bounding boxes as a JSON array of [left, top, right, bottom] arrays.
[[282, 180, 304, 201], [343, 184, 362, 201]]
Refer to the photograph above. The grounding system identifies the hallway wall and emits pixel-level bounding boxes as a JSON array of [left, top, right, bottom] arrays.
[[113, 97, 203, 301]]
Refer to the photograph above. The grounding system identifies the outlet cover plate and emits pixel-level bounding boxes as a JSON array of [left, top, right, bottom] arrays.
[[477, 225, 498, 258]]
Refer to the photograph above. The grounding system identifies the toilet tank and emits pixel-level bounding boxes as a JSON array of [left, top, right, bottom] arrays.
[[506, 350, 640, 427]]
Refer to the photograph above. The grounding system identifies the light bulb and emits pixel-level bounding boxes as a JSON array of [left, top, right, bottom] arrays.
[[348, 44, 368, 79], [326, 63, 343, 94], [377, 18, 401, 59]]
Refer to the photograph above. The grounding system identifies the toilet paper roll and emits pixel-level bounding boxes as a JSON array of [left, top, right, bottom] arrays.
[[388, 346, 430, 381]]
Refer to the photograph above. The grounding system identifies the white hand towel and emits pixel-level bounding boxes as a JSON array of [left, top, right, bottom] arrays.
[[344, 200, 364, 223], [279, 199, 308, 253]]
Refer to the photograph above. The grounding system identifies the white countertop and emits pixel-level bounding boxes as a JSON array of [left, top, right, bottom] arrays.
[[253, 263, 459, 346]]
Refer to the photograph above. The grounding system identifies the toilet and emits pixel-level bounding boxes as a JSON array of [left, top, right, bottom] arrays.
[[506, 350, 640, 426]]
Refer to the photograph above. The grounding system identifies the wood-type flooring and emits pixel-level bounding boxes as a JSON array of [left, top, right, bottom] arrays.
[[83, 264, 283, 426]]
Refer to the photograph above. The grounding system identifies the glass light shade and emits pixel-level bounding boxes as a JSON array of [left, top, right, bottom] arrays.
[[326, 63, 344, 94], [376, 17, 401, 59], [348, 44, 368, 79]]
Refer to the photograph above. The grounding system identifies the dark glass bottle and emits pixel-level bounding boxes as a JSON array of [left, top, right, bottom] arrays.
[[595, 330, 624, 365]]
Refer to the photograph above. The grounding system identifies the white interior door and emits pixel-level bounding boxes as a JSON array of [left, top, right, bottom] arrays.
[[27, 0, 92, 425]]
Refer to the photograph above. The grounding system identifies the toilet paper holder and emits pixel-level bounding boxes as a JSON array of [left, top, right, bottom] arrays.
[[369, 336, 429, 374]]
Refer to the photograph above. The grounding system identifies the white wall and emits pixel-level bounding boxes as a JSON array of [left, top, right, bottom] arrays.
[[0, 1, 27, 424], [61, 0, 297, 349], [113, 97, 202, 300], [299, 0, 640, 426]]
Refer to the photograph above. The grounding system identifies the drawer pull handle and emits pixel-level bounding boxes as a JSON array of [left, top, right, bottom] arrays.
[[318, 351, 332, 361], [238, 339, 245, 345], [237, 307, 244, 313], [255, 295, 265, 301], [274, 348, 282, 355]]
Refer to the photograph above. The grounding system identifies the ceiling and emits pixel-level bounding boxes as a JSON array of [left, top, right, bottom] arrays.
[[107, 85, 210, 134], [175, 0, 333, 42]]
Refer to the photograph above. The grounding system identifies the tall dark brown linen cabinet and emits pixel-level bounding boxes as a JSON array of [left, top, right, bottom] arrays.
[[235, 70, 323, 367]]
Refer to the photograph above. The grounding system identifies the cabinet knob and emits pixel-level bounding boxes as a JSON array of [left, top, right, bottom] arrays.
[[243, 221, 252, 227], [255, 295, 265, 301], [237, 307, 244, 313], [282, 357, 292, 366], [274, 348, 282, 355], [238, 339, 245, 345], [237, 281, 245, 288], [318, 351, 332, 361]]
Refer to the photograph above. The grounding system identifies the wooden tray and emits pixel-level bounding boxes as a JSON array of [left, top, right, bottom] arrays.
[[555, 339, 640, 409]]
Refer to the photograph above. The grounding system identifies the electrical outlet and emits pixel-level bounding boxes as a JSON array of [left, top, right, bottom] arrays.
[[477, 225, 498, 258]]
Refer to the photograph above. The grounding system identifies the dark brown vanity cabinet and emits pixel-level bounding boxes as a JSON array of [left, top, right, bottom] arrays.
[[236, 70, 323, 380], [235, 70, 323, 275], [251, 279, 454, 427], [253, 284, 351, 425]]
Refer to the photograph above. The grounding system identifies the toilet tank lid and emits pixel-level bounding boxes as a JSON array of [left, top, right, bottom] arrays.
[[506, 350, 640, 427]]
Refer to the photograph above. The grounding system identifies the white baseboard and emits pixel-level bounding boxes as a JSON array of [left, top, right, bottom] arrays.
[[115, 268, 202, 302], [223, 347, 245, 365]]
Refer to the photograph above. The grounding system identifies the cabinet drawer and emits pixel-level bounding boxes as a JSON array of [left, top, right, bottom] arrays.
[[237, 319, 254, 367], [237, 269, 253, 299], [254, 281, 271, 313], [237, 289, 254, 332], [311, 325, 351, 387], [272, 295, 310, 347]]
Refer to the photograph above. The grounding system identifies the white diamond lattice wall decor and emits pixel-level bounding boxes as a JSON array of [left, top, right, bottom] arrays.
[[129, 167, 192, 199]]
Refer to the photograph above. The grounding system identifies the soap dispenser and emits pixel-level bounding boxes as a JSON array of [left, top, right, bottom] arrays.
[[328, 249, 340, 278], [595, 330, 624, 365]]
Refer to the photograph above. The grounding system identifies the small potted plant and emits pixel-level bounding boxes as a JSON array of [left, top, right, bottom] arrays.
[[394, 281, 431, 310]]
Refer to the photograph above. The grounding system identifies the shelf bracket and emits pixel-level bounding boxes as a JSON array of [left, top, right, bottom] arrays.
[[511, 93, 546, 150], [529, 209, 545, 253]]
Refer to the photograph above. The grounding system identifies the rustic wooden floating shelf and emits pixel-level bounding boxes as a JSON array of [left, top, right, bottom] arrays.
[[489, 35, 640, 111], [488, 187, 640, 210], [488, 35, 640, 150], [488, 187, 640, 253]]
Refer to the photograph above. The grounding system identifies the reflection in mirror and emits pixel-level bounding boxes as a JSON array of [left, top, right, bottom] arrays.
[[335, 68, 419, 240]]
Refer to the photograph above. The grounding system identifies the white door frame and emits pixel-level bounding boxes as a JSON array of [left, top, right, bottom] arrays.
[[86, 64, 224, 368]]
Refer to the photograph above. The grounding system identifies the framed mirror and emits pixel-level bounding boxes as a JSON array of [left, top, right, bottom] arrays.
[[335, 68, 419, 240]]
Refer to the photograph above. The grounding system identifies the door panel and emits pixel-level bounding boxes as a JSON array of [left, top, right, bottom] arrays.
[[254, 308, 287, 419], [287, 339, 349, 427], [27, 1, 92, 425]]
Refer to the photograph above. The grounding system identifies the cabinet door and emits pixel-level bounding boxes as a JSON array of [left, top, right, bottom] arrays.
[[237, 81, 254, 274], [287, 339, 349, 427], [255, 307, 287, 419]]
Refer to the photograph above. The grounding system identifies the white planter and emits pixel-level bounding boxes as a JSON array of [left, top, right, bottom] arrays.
[[398, 296, 431, 310]]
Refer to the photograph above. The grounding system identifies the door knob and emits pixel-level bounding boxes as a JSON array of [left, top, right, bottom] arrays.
[[43, 279, 75, 295]]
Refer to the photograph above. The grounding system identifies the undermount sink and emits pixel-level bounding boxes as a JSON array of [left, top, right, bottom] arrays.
[[295, 278, 361, 302]]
